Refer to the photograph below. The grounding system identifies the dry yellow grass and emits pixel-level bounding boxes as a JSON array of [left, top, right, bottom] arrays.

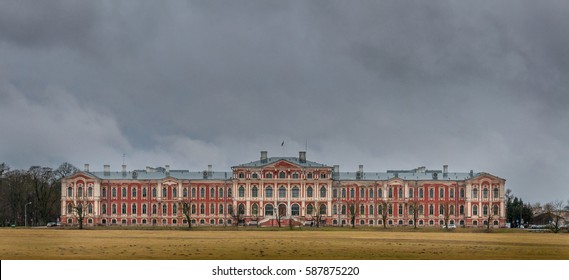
[[1, 228, 568, 260]]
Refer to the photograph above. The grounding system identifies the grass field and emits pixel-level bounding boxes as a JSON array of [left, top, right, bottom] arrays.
[[1, 228, 568, 260]]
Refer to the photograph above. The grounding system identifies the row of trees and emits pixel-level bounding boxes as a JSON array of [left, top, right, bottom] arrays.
[[0, 162, 78, 227]]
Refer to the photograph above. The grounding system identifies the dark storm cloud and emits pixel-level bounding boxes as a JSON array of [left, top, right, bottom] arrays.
[[1, 0, 568, 203]]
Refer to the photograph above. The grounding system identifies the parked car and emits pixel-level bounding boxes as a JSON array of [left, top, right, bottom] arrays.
[[441, 224, 457, 229], [46, 222, 58, 227]]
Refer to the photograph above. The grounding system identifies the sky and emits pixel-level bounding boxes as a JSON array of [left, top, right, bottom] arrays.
[[1, 0, 568, 204]]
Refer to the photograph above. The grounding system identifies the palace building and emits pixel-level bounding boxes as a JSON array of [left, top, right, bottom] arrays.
[[60, 151, 506, 228]]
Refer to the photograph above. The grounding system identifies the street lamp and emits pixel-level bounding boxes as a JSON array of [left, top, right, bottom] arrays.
[[25, 202, 32, 227]]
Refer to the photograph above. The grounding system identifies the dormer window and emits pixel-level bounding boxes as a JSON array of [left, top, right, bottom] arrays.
[[266, 173, 273, 179], [292, 173, 299, 179], [279, 171, 286, 179], [238, 173, 244, 179], [252, 173, 258, 179]]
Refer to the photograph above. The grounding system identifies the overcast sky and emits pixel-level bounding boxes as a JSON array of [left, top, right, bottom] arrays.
[[1, 0, 568, 203]]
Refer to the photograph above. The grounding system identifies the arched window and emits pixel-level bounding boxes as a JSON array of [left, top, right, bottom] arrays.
[[210, 188, 215, 199], [219, 188, 224, 198], [209, 204, 214, 214], [265, 186, 273, 198], [112, 204, 117, 214], [398, 188, 403, 198], [341, 205, 347, 215], [369, 205, 374, 215], [350, 188, 355, 198], [238, 186, 245, 197], [450, 205, 455, 215], [191, 204, 196, 214], [172, 187, 177, 197], [291, 204, 300, 216], [320, 186, 327, 198], [450, 189, 455, 198], [152, 204, 157, 215], [132, 204, 137, 215], [238, 172, 244, 179], [360, 188, 365, 198], [292, 173, 299, 179], [292, 186, 299, 198], [191, 188, 196, 198], [122, 188, 127, 198], [252, 204, 259, 216], [67, 204, 73, 214], [172, 204, 178, 215], [378, 205, 383, 215], [142, 188, 147, 198], [408, 188, 413, 198], [278, 186, 286, 198], [132, 187, 137, 198], [162, 188, 167, 198], [429, 188, 434, 199], [307, 187, 313, 197], [279, 171, 286, 179], [429, 204, 434, 215], [218, 204, 224, 214], [142, 204, 147, 215], [493, 204, 499, 215], [200, 188, 205, 198], [483, 188, 488, 199], [460, 188, 465, 198], [439, 188, 444, 199], [265, 204, 274, 216], [88, 187, 93, 197], [460, 205, 465, 215], [227, 188, 232, 198], [472, 188, 478, 199], [333, 205, 338, 215], [360, 204, 365, 215], [419, 188, 424, 198], [369, 189, 374, 198], [122, 203, 127, 215], [102, 204, 107, 214], [378, 188, 383, 198], [307, 204, 314, 215], [252, 186, 258, 198], [252, 173, 258, 179], [162, 204, 167, 215], [319, 204, 327, 215], [483, 205, 488, 216], [388, 204, 393, 215], [419, 205, 424, 215], [183, 188, 187, 197], [307, 173, 312, 179], [341, 188, 346, 198], [473, 205, 479, 216], [266, 173, 273, 179], [152, 188, 156, 198], [493, 188, 499, 199], [78, 187, 83, 197], [200, 204, 205, 215], [439, 205, 444, 215], [102, 187, 107, 197], [398, 204, 403, 215]]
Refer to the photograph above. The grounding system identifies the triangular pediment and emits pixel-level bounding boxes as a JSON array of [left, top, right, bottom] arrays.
[[67, 171, 97, 180], [469, 172, 505, 182], [271, 160, 301, 169], [387, 177, 404, 185]]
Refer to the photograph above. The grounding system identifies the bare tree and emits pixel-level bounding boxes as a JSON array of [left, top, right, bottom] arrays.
[[348, 202, 358, 228], [408, 200, 420, 229], [179, 200, 192, 229], [545, 201, 566, 233], [485, 203, 494, 231], [379, 200, 389, 228], [72, 201, 87, 229], [276, 204, 286, 228]]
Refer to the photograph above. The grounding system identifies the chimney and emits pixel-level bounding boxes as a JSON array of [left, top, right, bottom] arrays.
[[104, 165, 110, 176], [84, 164, 89, 172], [333, 165, 339, 180], [165, 165, 170, 174], [208, 165, 213, 176], [122, 164, 127, 176], [357, 165, 363, 180], [443, 165, 448, 177], [260, 151, 268, 163], [299, 151, 306, 163]]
